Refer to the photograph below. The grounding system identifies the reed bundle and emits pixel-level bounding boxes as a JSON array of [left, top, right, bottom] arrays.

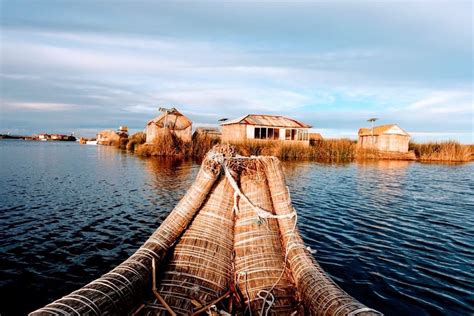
[[31, 145, 380, 316], [234, 159, 298, 315], [142, 176, 235, 315], [30, 148, 225, 315]]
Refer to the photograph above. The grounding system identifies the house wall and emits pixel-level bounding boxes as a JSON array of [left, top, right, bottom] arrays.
[[145, 125, 192, 143], [358, 134, 409, 152], [222, 124, 309, 144], [221, 124, 247, 142]]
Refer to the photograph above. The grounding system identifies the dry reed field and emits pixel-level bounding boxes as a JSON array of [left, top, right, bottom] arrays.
[[132, 136, 357, 162], [409, 141, 471, 162], [122, 132, 472, 163], [125, 132, 146, 151]]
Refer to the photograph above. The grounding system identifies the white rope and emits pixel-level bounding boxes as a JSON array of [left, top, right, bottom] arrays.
[[210, 153, 300, 316], [223, 164, 295, 221]]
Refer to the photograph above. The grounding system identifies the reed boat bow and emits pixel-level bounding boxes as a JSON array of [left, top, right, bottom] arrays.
[[31, 145, 382, 316]]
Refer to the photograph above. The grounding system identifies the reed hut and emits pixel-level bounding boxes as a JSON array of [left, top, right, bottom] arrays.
[[145, 108, 192, 143], [221, 114, 311, 144], [358, 124, 410, 152], [193, 127, 221, 140], [97, 130, 121, 145], [309, 132, 323, 145]]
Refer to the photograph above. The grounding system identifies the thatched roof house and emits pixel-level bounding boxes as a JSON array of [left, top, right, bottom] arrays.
[[358, 124, 410, 152], [193, 127, 221, 139], [221, 114, 311, 144], [309, 133, 323, 145], [97, 130, 121, 145], [145, 108, 192, 143]]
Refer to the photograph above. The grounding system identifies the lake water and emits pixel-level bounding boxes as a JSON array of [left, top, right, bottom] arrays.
[[0, 140, 473, 315]]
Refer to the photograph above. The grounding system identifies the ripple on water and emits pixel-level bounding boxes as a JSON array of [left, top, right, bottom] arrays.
[[0, 142, 473, 315]]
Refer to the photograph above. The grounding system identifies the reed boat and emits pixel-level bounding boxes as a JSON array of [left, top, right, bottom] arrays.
[[31, 145, 382, 316]]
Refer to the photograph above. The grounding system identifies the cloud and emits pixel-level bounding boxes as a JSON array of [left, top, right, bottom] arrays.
[[408, 92, 472, 112], [0, 1, 472, 142], [1, 101, 76, 111]]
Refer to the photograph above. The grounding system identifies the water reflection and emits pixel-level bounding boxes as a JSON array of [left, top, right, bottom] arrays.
[[1, 141, 473, 316]]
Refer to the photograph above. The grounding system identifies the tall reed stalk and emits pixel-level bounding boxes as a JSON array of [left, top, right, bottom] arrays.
[[410, 141, 471, 162]]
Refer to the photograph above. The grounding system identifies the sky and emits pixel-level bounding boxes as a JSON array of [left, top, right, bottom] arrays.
[[0, 1, 472, 142]]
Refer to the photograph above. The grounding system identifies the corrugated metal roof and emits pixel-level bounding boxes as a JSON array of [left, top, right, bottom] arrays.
[[358, 124, 408, 136], [221, 114, 311, 128]]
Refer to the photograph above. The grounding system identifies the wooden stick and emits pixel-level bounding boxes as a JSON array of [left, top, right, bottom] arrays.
[[130, 303, 145, 316], [192, 292, 230, 315], [152, 258, 177, 316]]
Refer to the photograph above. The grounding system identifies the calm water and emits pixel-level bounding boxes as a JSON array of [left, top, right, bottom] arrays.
[[0, 140, 473, 315]]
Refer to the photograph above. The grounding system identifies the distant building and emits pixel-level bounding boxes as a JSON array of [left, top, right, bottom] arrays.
[[193, 127, 221, 139], [38, 134, 50, 141], [50, 134, 74, 141], [221, 114, 311, 144], [118, 126, 129, 137], [145, 108, 192, 143], [309, 133, 323, 145], [358, 124, 410, 152], [97, 130, 121, 145], [97, 126, 128, 145]]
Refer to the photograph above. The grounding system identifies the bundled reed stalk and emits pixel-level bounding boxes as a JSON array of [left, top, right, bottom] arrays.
[[30, 148, 227, 316], [141, 176, 236, 315], [261, 157, 381, 316], [234, 159, 298, 315], [32, 145, 381, 316]]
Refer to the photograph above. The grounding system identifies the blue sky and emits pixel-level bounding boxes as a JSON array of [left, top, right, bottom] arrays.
[[0, 1, 472, 142]]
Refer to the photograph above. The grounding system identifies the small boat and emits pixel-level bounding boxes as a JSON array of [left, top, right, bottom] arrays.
[[31, 145, 382, 316], [86, 140, 97, 145]]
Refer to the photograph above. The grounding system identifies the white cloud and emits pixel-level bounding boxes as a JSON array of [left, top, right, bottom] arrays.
[[404, 91, 472, 114], [1, 101, 76, 111]]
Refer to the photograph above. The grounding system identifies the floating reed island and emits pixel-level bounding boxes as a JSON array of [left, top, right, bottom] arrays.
[[31, 145, 382, 316]]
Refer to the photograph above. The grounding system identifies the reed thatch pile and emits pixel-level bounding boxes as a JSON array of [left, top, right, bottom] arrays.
[[31, 145, 381, 316]]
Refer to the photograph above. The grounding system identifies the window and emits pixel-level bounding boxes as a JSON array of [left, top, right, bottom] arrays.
[[255, 128, 260, 139], [274, 128, 280, 139], [254, 127, 280, 140], [268, 128, 274, 139], [285, 129, 291, 140]]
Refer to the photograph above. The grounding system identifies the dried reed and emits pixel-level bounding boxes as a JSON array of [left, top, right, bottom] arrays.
[[234, 159, 298, 315], [143, 176, 235, 315], [126, 132, 147, 151], [410, 141, 471, 162], [262, 157, 381, 316], [32, 145, 381, 316], [30, 149, 223, 315]]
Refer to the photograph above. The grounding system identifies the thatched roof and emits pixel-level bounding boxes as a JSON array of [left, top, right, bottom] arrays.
[[97, 129, 119, 137], [147, 108, 192, 130], [194, 127, 221, 136], [358, 124, 409, 136], [309, 132, 323, 140], [221, 114, 311, 128]]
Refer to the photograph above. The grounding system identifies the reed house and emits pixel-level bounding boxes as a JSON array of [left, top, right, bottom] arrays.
[[358, 124, 410, 152], [145, 108, 192, 143], [97, 130, 120, 145], [193, 127, 221, 140], [97, 126, 128, 146], [221, 114, 311, 144]]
